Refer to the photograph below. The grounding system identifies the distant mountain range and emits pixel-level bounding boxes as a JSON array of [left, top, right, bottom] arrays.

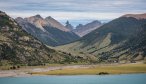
[[57, 13, 146, 63], [16, 15, 103, 46], [15, 15, 79, 46], [73, 20, 102, 37]]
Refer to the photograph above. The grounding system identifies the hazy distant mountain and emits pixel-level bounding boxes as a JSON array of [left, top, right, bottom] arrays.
[[73, 20, 102, 37], [58, 13, 146, 63], [65, 20, 74, 30], [0, 11, 81, 65], [15, 15, 79, 46]]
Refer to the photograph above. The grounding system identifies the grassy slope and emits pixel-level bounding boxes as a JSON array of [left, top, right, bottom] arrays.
[[0, 11, 84, 65], [31, 63, 146, 75], [56, 17, 146, 63]]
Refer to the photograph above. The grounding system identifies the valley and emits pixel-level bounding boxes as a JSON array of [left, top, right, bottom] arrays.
[[1, 11, 146, 76], [1, 0, 146, 84], [57, 15, 146, 64]]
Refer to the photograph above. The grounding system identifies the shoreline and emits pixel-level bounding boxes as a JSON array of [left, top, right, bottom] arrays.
[[0, 63, 146, 77], [0, 71, 146, 78]]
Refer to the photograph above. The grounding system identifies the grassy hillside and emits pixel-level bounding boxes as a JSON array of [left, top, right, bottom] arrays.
[[0, 11, 84, 66], [57, 17, 146, 63]]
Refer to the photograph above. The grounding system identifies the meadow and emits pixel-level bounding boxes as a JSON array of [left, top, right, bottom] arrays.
[[31, 63, 146, 75]]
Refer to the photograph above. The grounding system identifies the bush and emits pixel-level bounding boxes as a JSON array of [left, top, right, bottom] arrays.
[[17, 65, 20, 68], [10, 66, 17, 69], [98, 72, 109, 75]]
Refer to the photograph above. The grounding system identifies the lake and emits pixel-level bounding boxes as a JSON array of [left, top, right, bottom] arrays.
[[0, 74, 146, 84]]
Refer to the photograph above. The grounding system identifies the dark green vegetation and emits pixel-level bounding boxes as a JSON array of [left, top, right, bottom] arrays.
[[0, 11, 83, 66], [57, 16, 146, 63]]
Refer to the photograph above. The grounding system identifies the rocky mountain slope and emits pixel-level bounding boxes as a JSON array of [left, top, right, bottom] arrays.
[[0, 11, 82, 65], [57, 13, 146, 63], [123, 13, 146, 19], [15, 15, 79, 46], [73, 20, 102, 37], [65, 21, 74, 30], [45, 16, 69, 32]]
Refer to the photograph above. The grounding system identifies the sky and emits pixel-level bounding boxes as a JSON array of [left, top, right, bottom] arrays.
[[0, 0, 146, 26]]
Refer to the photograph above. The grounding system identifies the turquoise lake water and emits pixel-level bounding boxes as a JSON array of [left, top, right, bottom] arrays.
[[0, 74, 146, 84]]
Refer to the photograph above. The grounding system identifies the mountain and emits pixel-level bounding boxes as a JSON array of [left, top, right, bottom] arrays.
[[45, 16, 69, 32], [65, 20, 74, 30], [123, 13, 146, 19], [0, 11, 81, 66], [73, 20, 102, 37], [15, 15, 79, 46], [57, 13, 146, 63]]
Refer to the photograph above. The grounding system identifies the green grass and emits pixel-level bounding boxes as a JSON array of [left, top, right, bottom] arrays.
[[31, 64, 146, 75]]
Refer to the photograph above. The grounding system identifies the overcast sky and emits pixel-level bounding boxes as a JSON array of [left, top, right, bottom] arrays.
[[0, 0, 146, 26]]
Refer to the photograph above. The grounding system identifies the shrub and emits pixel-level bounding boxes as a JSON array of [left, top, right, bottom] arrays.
[[98, 72, 109, 75], [10, 66, 17, 69], [17, 65, 20, 68]]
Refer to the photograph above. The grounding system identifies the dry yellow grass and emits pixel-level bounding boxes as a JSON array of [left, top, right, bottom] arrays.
[[31, 64, 146, 75]]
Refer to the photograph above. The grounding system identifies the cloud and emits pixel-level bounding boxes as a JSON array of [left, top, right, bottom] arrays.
[[6, 11, 123, 20], [0, 0, 146, 26], [1, 0, 146, 12]]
